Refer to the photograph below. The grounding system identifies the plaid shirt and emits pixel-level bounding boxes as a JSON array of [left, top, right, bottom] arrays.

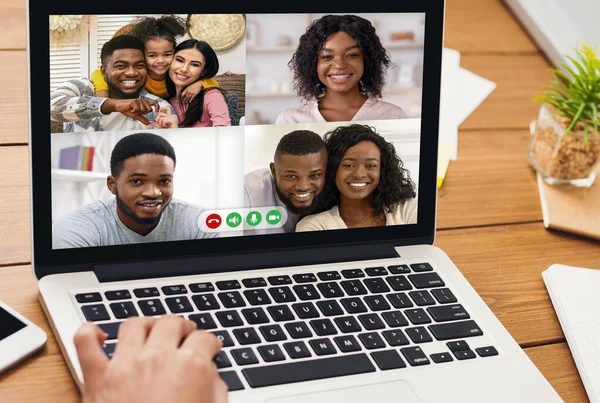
[[50, 78, 175, 132]]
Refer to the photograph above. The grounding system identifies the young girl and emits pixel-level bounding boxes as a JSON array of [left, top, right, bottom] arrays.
[[90, 15, 218, 103]]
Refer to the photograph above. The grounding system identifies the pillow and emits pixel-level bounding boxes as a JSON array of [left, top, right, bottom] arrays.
[[224, 94, 240, 126]]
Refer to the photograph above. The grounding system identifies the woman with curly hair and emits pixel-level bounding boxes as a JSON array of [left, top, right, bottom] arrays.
[[276, 15, 407, 124], [296, 124, 416, 231]]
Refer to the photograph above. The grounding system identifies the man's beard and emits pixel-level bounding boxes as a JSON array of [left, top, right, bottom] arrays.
[[275, 185, 321, 217], [116, 191, 169, 227], [106, 78, 143, 99]]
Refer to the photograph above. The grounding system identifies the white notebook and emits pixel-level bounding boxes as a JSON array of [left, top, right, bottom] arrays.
[[542, 264, 600, 403]]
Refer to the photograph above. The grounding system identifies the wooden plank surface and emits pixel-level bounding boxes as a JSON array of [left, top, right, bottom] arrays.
[[0, 51, 28, 144], [0, 0, 26, 50]]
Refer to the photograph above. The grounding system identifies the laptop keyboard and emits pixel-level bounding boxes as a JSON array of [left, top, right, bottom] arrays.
[[73, 262, 499, 391]]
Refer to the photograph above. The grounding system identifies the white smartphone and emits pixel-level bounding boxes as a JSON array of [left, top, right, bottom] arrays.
[[0, 299, 47, 373]]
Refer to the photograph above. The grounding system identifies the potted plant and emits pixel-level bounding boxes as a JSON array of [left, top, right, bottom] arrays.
[[529, 43, 600, 187]]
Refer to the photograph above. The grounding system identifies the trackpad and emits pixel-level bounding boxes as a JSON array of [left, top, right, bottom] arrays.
[[266, 380, 422, 403]]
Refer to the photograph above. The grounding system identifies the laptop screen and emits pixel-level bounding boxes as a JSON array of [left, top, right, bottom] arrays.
[[48, 13, 425, 251]]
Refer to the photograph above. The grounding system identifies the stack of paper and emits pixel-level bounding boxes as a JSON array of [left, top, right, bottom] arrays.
[[437, 48, 497, 187], [542, 264, 600, 403]]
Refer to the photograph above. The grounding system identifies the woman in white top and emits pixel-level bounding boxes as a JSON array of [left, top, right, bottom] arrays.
[[296, 124, 417, 231], [275, 15, 407, 124]]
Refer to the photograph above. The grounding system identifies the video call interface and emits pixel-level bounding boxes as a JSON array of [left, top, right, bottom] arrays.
[[49, 13, 424, 249]]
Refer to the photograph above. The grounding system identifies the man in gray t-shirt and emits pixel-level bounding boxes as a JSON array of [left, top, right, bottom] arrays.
[[53, 132, 215, 249], [244, 130, 327, 234]]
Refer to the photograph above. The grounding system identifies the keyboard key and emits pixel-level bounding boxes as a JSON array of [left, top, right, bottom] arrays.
[[216, 310, 244, 327], [211, 330, 234, 347], [102, 342, 116, 358], [341, 298, 368, 314], [192, 294, 220, 311], [98, 322, 121, 340], [269, 287, 296, 303], [317, 300, 343, 316], [244, 289, 272, 306], [410, 263, 434, 272], [365, 267, 388, 276], [267, 305, 295, 322], [334, 335, 362, 352], [447, 340, 470, 352], [76, 293, 102, 303], [364, 295, 391, 311], [292, 302, 320, 319], [161, 285, 187, 295], [219, 371, 245, 391], [409, 290, 436, 306], [292, 273, 317, 283], [334, 316, 362, 333], [317, 271, 341, 281], [476, 346, 499, 357], [105, 290, 131, 301], [358, 314, 385, 330], [341, 269, 365, 279], [429, 320, 484, 341], [388, 264, 411, 274], [216, 280, 241, 290], [382, 330, 410, 346], [431, 288, 458, 304], [428, 304, 470, 322], [401, 346, 430, 366], [408, 273, 445, 289], [309, 338, 337, 356], [386, 276, 413, 291], [310, 319, 338, 336], [405, 327, 433, 343], [371, 350, 406, 370], [363, 278, 390, 294], [381, 311, 409, 327], [358, 332, 386, 349], [241, 354, 375, 388], [110, 302, 138, 319], [431, 352, 454, 363], [260, 325, 287, 342], [242, 277, 267, 288], [268, 275, 292, 285], [233, 328, 261, 345], [165, 296, 193, 313], [387, 293, 414, 309], [189, 313, 217, 330], [218, 291, 246, 308], [258, 344, 286, 362], [231, 348, 259, 365], [138, 299, 166, 316], [317, 282, 345, 298], [133, 287, 159, 298], [242, 307, 270, 324], [454, 350, 477, 360], [189, 282, 214, 293], [405, 308, 432, 325], [340, 280, 368, 296], [285, 322, 313, 339], [214, 351, 232, 368], [293, 284, 320, 301], [283, 341, 312, 359]]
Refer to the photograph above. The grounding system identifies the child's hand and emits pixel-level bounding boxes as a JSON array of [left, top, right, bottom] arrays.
[[150, 107, 179, 129], [180, 81, 204, 104]]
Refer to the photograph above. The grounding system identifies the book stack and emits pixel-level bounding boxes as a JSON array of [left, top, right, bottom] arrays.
[[59, 145, 95, 171]]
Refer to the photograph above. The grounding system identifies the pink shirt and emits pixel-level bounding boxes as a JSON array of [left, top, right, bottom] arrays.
[[170, 90, 231, 127], [275, 97, 407, 124]]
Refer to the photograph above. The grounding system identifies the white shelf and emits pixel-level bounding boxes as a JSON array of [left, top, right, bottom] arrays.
[[52, 169, 109, 183], [247, 41, 424, 53], [247, 87, 421, 99]]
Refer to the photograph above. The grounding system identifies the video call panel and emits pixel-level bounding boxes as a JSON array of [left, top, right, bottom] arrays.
[[48, 13, 424, 249]]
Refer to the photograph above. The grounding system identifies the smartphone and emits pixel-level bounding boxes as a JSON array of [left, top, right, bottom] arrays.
[[0, 299, 47, 373]]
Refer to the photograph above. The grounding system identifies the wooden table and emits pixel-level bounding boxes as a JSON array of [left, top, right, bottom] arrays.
[[0, 1, 597, 401]]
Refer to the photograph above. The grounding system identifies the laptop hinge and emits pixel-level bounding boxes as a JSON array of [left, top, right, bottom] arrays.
[[94, 242, 399, 283]]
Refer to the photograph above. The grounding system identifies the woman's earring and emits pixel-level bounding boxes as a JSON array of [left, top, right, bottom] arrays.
[[359, 79, 366, 93]]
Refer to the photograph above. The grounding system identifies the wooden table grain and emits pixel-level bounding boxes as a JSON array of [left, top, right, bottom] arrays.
[[0, 0, 597, 402]]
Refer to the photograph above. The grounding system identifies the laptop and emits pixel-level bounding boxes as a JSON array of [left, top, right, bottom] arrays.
[[29, 1, 562, 402]]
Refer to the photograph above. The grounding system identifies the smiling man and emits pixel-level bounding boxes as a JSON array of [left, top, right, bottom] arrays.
[[53, 133, 215, 249], [50, 35, 176, 132], [244, 130, 327, 234]]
